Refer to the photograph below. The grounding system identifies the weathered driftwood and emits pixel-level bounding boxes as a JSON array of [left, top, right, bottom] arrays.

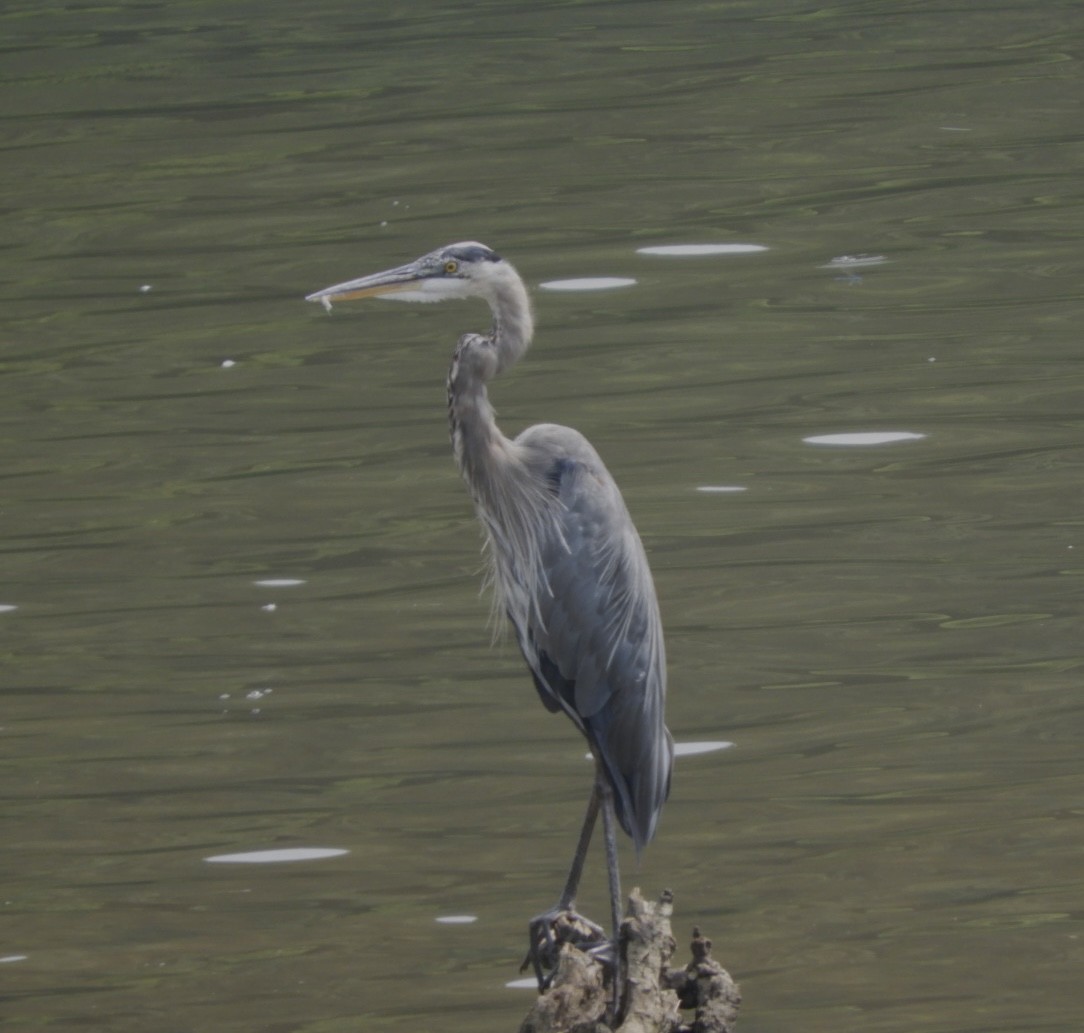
[[518, 889, 740, 1033]]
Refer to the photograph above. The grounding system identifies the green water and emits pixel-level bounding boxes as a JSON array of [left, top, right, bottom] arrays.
[[2, 2, 1082, 1031]]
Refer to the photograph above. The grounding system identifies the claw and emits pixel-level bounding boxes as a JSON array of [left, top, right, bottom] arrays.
[[522, 906, 611, 991]]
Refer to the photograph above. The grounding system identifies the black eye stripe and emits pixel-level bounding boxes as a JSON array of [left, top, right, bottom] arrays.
[[445, 245, 501, 264]]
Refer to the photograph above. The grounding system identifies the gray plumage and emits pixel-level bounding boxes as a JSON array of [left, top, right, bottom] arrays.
[[504, 423, 671, 853], [307, 241, 673, 949]]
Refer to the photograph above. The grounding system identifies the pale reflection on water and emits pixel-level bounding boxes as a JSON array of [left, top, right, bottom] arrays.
[[204, 848, 349, 864], [636, 244, 768, 256], [803, 431, 927, 446], [539, 277, 638, 291], [2, 1, 1082, 1032], [672, 741, 734, 758]]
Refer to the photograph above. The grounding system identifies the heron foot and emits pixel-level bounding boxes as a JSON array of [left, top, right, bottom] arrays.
[[521, 906, 609, 990]]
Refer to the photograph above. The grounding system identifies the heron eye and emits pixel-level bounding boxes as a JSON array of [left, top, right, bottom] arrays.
[[444, 260, 458, 274]]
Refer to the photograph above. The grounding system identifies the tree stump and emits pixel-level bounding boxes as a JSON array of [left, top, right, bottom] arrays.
[[517, 889, 740, 1033]]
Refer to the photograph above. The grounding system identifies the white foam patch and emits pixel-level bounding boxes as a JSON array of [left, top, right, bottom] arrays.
[[435, 914, 478, 925], [637, 244, 767, 256], [821, 254, 888, 269], [205, 848, 348, 864], [696, 486, 747, 494], [674, 740, 734, 757], [253, 579, 306, 588], [539, 278, 637, 291], [804, 432, 926, 446]]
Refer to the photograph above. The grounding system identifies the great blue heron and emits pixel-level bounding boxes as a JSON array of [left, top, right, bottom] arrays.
[[306, 242, 673, 994]]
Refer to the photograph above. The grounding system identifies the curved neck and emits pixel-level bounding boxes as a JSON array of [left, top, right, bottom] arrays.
[[446, 260, 534, 493], [488, 260, 534, 374], [444, 262, 553, 632], [448, 343, 504, 499]]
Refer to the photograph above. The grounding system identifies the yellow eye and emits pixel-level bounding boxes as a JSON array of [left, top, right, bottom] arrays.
[[444, 260, 458, 274]]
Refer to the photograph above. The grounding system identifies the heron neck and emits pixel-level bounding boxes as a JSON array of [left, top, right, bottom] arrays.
[[447, 350, 510, 501], [448, 263, 534, 507], [489, 264, 534, 373]]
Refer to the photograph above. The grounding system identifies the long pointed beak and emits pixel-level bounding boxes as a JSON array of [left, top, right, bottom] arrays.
[[305, 260, 424, 312]]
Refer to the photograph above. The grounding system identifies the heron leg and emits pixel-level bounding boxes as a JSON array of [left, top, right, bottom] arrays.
[[523, 782, 607, 988], [598, 777, 624, 1023], [559, 781, 600, 909]]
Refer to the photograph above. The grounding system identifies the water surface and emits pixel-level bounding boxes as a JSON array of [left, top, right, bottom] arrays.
[[3, 2, 1082, 1032]]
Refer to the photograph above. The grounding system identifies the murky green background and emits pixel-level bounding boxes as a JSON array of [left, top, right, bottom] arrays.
[[3, 1, 1082, 1031]]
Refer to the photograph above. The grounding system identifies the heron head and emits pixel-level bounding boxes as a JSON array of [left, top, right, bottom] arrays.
[[306, 241, 507, 311]]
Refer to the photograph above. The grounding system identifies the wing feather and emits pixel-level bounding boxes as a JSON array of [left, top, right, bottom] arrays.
[[503, 425, 673, 853]]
